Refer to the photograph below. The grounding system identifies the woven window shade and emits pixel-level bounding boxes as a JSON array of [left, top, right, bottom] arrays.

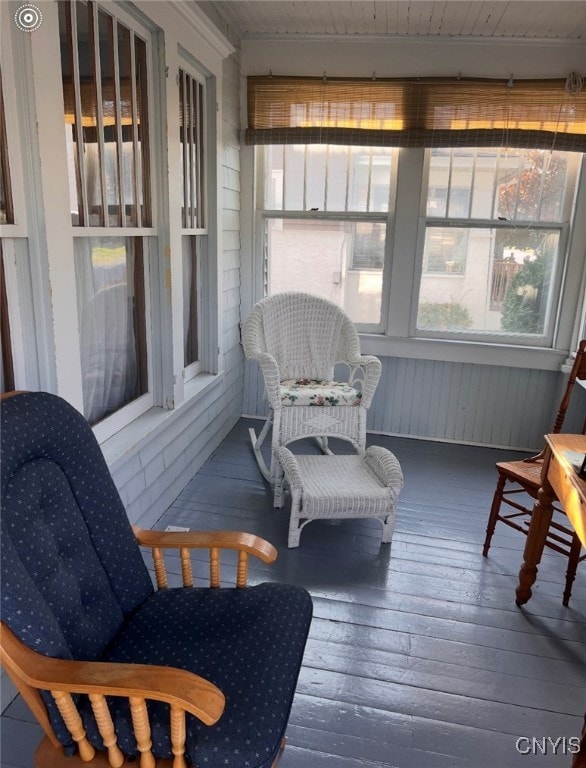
[[62, 78, 136, 127], [246, 75, 586, 151]]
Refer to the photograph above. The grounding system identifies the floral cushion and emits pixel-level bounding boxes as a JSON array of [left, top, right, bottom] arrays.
[[280, 379, 362, 407]]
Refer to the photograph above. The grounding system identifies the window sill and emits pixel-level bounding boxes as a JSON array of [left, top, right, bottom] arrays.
[[100, 372, 223, 471], [359, 334, 568, 370]]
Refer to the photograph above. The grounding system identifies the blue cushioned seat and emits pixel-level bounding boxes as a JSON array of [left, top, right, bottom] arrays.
[[1, 392, 312, 768]]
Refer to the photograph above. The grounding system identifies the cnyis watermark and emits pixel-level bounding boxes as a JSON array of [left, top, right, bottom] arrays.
[[515, 736, 581, 756]]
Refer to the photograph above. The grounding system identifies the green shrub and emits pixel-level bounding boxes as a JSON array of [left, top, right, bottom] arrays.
[[418, 301, 473, 331]]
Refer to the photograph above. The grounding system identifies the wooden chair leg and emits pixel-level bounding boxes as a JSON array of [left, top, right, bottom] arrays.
[[271, 738, 287, 767], [563, 534, 583, 607], [483, 474, 507, 557]]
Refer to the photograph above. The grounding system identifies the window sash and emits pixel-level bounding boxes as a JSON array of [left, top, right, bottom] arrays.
[[246, 75, 586, 152], [59, 0, 152, 228]]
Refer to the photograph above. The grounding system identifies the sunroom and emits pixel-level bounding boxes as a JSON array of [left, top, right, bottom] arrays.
[[1, 2, 585, 767]]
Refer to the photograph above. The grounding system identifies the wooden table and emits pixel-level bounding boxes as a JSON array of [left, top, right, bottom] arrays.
[[515, 433, 586, 606], [514, 434, 586, 768]]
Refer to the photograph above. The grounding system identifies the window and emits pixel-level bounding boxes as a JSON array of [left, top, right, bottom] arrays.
[[59, 0, 154, 427], [249, 74, 585, 355], [179, 66, 206, 376], [256, 142, 582, 345], [259, 144, 395, 330], [417, 148, 579, 338]]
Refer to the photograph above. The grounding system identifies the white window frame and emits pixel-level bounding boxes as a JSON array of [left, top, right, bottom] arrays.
[[250, 143, 586, 369], [61, 1, 158, 442], [410, 148, 580, 347], [255, 144, 398, 334], [0, 5, 46, 392], [178, 61, 208, 384]]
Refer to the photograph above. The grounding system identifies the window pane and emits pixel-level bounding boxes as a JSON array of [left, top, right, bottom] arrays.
[[98, 8, 121, 226], [267, 218, 383, 325], [265, 144, 394, 214], [0, 72, 14, 225], [183, 236, 199, 367], [0, 242, 15, 392], [179, 69, 206, 229], [75, 236, 148, 424], [423, 228, 468, 274], [325, 146, 348, 211], [417, 227, 559, 335], [347, 147, 370, 212], [283, 145, 304, 209], [427, 147, 572, 223], [305, 145, 326, 211], [59, 2, 151, 228], [134, 35, 151, 226]]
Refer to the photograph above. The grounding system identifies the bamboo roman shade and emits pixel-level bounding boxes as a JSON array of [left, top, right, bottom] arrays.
[[246, 75, 586, 151]]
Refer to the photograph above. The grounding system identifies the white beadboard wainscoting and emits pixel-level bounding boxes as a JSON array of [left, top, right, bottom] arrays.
[[243, 356, 585, 452]]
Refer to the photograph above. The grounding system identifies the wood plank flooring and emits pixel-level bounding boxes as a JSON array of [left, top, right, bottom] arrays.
[[2, 418, 585, 768]]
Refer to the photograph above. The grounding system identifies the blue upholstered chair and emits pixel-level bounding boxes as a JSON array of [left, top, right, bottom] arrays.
[[0, 391, 312, 768]]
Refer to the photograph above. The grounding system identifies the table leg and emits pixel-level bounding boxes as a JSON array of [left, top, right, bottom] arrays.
[[515, 481, 555, 605]]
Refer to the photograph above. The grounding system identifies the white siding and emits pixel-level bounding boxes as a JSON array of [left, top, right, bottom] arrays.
[[243, 358, 583, 452]]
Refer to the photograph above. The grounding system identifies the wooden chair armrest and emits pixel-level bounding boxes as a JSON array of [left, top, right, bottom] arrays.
[[133, 529, 278, 588], [1, 623, 224, 726], [134, 528, 277, 563]]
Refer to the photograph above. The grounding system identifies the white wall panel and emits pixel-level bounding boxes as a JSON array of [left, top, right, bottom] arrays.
[[242, 354, 576, 451]]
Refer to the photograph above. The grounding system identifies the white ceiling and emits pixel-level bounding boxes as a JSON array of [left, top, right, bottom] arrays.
[[205, 1, 586, 40]]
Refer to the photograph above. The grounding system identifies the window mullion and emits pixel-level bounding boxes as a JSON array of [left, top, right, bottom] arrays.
[[344, 146, 350, 211], [129, 31, 141, 227], [303, 145, 308, 212], [112, 20, 126, 228], [366, 149, 373, 212], [190, 77, 197, 229], [181, 70, 188, 228]]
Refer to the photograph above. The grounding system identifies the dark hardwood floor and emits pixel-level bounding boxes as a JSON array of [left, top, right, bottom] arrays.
[[2, 418, 585, 768]]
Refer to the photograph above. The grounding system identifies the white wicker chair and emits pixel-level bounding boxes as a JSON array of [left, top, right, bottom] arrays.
[[242, 292, 382, 506]]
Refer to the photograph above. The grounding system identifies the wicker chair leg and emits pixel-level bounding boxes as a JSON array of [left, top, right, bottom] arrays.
[[563, 534, 583, 607], [382, 513, 395, 544], [248, 414, 274, 483], [274, 467, 286, 508], [288, 493, 302, 548], [483, 474, 507, 557]]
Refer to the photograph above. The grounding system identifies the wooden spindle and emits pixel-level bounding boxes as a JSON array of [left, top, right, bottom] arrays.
[[210, 547, 220, 587], [129, 697, 156, 768], [170, 705, 188, 768], [152, 547, 168, 589], [236, 550, 248, 587], [88, 693, 124, 768], [52, 690, 95, 762], [180, 548, 193, 587]]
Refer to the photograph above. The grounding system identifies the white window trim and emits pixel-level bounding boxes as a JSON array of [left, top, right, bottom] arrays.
[[178, 61, 208, 384]]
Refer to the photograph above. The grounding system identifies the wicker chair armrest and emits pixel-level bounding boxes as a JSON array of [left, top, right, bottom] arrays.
[[254, 352, 282, 405], [274, 447, 304, 491], [346, 355, 381, 407], [0, 623, 225, 726], [364, 446, 403, 489]]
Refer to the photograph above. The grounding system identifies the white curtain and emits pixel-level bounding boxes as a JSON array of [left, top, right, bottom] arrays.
[[75, 237, 138, 424]]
